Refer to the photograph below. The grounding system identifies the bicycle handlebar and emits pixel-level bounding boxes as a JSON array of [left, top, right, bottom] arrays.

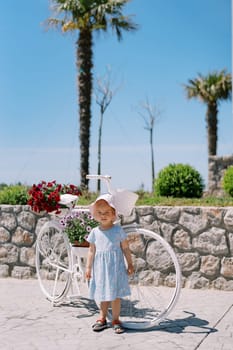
[[86, 174, 111, 180], [86, 174, 112, 193]]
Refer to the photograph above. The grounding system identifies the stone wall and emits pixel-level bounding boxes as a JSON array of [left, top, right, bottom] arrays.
[[0, 206, 48, 279], [208, 155, 233, 195], [1, 205, 233, 290]]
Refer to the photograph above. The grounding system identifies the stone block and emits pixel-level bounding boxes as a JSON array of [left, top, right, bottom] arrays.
[[193, 227, 228, 256], [200, 255, 220, 276], [11, 266, 33, 279], [0, 244, 19, 264], [0, 264, 9, 277], [178, 253, 200, 273], [0, 227, 10, 243], [220, 257, 233, 278], [186, 272, 210, 289], [20, 247, 36, 267], [173, 229, 191, 251], [12, 227, 34, 246]]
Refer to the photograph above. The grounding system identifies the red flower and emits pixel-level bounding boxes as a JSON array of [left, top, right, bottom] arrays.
[[28, 180, 82, 214]]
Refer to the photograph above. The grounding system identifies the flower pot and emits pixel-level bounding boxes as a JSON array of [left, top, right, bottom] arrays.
[[72, 240, 90, 248]]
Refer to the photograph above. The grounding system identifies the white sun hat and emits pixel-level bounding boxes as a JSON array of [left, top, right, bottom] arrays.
[[111, 189, 139, 216], [89, 190, 138, 217], [89, 193, 116, 217]]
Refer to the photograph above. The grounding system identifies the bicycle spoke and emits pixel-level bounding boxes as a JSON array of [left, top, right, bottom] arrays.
[[121, 227, 181, 329], [36, 222, 71, 302]]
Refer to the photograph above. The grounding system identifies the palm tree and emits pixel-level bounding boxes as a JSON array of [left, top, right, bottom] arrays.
[[46, 0, 138, 189], [184, 70, 231, 157]]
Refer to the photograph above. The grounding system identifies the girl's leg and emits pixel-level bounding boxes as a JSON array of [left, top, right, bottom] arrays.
[[92, 301, 110, 332], [99, 301, 110, 320], [111, 298, 124, 334], [111, 298, 121, 322]]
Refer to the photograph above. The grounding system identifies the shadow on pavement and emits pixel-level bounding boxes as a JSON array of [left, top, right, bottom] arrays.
[[54, 299, 218, 335], [147, 311, 218, 334], [56, 297, 99, 318]]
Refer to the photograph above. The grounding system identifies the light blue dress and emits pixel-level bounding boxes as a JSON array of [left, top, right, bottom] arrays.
[[87, 224, 131, 302]]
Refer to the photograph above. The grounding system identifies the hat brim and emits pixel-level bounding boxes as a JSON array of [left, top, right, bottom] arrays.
[[89, 193, 116, 217], [89, 190, 138, 218], [111, 189, 138, 216]]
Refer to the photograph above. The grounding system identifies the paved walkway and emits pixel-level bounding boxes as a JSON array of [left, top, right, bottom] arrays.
[[0, 278, 233, 350]]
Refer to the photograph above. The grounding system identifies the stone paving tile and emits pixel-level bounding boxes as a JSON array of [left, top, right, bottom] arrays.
[[197, 303, 233, 350], [1, 279, 233, 350]]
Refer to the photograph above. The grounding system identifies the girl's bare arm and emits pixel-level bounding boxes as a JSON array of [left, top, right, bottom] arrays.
[[85, 243, 96, 279], [121, 239, 134, 275]]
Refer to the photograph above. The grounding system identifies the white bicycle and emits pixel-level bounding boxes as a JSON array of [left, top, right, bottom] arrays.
[[35, 175, 181, 330]]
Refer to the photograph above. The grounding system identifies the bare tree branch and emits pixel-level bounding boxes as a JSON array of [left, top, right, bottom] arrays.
[[138, 97, 161, 191], [94, 66, 121, 191]]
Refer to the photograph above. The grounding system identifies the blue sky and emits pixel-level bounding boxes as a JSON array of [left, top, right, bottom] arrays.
[[0, 0, 232, 192]]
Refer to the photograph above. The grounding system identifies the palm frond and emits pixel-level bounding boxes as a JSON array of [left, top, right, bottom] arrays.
[[184, 70, 232, 104]]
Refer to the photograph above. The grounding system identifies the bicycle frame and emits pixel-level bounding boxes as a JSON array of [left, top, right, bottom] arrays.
[[36, 174, 181, 328], [86, 174, 112, 193]]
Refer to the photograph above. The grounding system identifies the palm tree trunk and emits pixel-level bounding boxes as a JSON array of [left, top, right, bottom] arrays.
[[77, 29, 93, 189], [206, 103, 218, 156]]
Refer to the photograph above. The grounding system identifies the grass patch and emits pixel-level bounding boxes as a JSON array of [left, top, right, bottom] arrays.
[[1, 185, 233, 207], [136, 194, 233, 207], [77, 191, 233, 207]]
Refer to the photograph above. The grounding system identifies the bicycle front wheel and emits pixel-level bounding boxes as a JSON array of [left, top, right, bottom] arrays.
[[121, 226, 181, 330], [36, 221, 72, 303]]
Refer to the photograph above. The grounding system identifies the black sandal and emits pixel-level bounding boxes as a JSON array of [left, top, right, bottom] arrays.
[[92, 319, 108, 332]]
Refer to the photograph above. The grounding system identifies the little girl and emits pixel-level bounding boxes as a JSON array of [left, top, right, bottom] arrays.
[[85, 193, 134, 334]]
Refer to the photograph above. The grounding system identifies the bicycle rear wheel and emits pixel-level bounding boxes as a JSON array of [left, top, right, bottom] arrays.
[[36, 221, 72, 303], [120, 226, 181, 330]]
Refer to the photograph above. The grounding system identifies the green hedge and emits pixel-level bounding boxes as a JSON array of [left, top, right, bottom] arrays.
[[0, 185, 29, 205], [223, 166, 233, 197], [154, 163, 204, 198]]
